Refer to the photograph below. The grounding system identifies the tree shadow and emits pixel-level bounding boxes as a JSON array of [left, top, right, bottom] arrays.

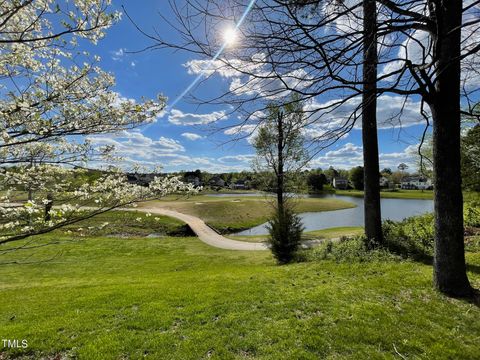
[[466, 263, 480, 275], [382, 239, 480, 306]]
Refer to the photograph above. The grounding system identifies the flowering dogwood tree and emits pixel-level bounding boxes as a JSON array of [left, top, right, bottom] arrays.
[[0, 1, 194, 246]]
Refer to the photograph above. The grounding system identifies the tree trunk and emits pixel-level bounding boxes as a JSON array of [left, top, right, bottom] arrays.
[[431, 0, 472, 297], [277, 112, 285, 213], [44, 193, 53, 221], [362, 0, 383, 244]]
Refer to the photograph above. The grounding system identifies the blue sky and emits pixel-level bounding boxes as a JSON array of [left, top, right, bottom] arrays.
[[84, 0, 428, 173]]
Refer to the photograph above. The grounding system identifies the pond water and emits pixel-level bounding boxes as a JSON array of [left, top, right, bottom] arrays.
[[209, 193, 434, 236]]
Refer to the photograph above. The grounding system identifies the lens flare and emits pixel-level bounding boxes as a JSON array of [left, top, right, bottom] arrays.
[[223, 27, 238, 47]]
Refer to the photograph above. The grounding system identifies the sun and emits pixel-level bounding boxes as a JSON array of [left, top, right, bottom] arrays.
[[223, 27, 238, 47]]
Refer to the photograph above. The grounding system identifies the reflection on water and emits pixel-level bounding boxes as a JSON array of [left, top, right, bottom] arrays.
[[215, 193, 434, 236]]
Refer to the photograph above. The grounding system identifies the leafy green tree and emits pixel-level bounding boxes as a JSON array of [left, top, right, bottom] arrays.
[[324, 167, 339, 184], [461, 125, 480, 191], [267, 207, 304, 264], [253, 97, 308, 263], [349, 166, 364, 190], [307, 171, 327, 192]]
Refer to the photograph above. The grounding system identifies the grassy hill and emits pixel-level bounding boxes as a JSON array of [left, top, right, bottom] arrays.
[[0, 223, 479, 359]]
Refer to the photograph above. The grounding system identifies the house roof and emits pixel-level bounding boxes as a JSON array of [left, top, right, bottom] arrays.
[[402, 176, 429, 182]]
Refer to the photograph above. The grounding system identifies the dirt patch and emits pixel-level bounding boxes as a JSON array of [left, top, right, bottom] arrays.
[[465, 227, 480, 237]]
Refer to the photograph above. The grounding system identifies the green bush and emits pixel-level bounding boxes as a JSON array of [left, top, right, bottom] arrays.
[[306, 202, 480, 264], [465, 201, 480, 227], [267, 206, 304, 264], [306, 236, 398, 263], [382, 213, 434, 260]]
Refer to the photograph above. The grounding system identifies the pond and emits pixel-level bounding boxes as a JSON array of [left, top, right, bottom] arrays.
[[210, 193, 434, 236]]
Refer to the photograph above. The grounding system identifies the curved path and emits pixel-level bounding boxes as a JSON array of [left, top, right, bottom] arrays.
[[139, 207, 269, 251], [2, 202, 321, 251]]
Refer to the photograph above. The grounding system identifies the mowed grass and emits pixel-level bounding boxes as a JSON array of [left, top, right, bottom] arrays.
[[335, 189, 435, 200], [334, 189, 480, 201], [0, 230, 480, 359], [142, 195, 355, 233], [229, 227, 364, 243], [58, 210, 192, 238], [302, 226, 365, 240]]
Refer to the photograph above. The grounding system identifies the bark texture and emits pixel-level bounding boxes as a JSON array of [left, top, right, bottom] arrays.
[[362, 0, 383, 244], [277, 112, 285, 213], [431, 0, 472, 296]]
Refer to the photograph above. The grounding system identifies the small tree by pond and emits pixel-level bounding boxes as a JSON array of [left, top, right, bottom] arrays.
[[267, 206, 304, 264], [253, 98, 308, 264]]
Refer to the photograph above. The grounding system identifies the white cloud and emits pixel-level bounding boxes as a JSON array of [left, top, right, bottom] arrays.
[[183, 54, 265, 78], [223, 124, 260, 144], [228, 68, 313, 100], [184, 54, 313, 101], [309, 142, 419, 170], [111, 48, 126, 61], [87, 130, 256, 172], [218, 154, 256, 163], [88, 130, 185, 162], [304, 95, 426, 133], [181, 132, 203, 141], [168, 109, 226, 126], [223, 124, 257, 136]]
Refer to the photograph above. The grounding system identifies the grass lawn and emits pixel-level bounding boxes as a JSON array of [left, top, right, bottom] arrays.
[[334, 189, 435, 200], [0, 227, 479, 359], [228, 227, 364, 243], [0, 190, 29, 202], [58, 211, 192, 238], [334, 190, 480, 201], [142, 195, 355, 233]]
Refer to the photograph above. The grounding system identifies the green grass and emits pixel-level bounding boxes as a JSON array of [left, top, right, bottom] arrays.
[[465, 191, 480, 202], [142, 195, 355, 233], [334, 189, 435, 199], [57, 210, 192, 238], [228, 227, 364, 243], [334, 189, 479, 201], [0, 190, 29, 202], [0, 229, 479, 359], [301, 227, 365, 240]]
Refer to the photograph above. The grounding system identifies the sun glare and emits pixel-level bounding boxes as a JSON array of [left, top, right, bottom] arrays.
[[223, 27, 238, 47]]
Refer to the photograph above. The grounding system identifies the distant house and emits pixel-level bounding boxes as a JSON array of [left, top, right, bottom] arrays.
[[332, 177, 349, 190], [379, 176, 389, 188], [185, 175, 201, 187], [230, 179, 249, 190], [126, 173, 157, 186], [208, 176, 225, 188], [401, 176, 432, 190]]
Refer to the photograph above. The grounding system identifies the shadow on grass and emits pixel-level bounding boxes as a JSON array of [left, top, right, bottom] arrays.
[[382, 238, 480, 306], [384, 240, 480, 274]]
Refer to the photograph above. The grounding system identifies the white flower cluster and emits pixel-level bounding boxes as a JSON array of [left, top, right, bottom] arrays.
[[0, 166, 197, 243], [0, 2, 188, 245], [0, 1, 166, 152]]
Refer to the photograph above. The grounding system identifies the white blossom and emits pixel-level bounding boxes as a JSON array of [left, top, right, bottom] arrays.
[[0, 2, 195, 244]]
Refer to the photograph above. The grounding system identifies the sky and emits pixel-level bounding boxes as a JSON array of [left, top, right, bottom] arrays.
[[83, 0, 429, 173]]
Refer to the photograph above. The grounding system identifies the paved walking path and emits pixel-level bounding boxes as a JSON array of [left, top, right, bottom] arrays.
[[139, 207, 269, 251], [2, 202, 327, 251]]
